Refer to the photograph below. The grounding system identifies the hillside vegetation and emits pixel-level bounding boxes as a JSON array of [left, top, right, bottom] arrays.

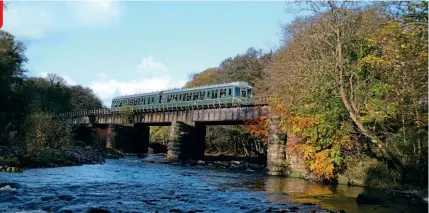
[[151, 2, 428, 189]]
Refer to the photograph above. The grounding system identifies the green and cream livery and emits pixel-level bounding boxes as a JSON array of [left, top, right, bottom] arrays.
[[110, 82, 253, 110]]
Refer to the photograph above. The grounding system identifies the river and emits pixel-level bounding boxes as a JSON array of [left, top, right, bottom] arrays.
[[0, 156, 426, 213]]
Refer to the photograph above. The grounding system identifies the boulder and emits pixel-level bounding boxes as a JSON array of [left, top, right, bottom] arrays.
[[356, 192, 384, 205]]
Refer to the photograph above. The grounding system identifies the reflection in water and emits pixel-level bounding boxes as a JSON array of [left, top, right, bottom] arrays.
[[262, 176, 427, 213]]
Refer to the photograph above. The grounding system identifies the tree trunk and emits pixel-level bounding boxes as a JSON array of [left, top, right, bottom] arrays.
[[336, 36, 403, 173]]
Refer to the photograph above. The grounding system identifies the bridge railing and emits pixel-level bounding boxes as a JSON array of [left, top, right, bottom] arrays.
[[57, 96, 269, 117]]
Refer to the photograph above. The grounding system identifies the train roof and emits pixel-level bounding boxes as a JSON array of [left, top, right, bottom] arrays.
[[112, 91, 160, 100], [112, 81, 251, 100], [163, 81, 251, 94]]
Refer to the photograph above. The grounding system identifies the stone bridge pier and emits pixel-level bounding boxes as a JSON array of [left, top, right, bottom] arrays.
[[167, 122, 206, 161]]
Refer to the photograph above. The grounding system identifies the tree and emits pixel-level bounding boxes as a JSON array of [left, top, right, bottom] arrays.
[[69, 85, 103, 111], [266, 1, 427, 177], [0, 30, 27, 145], [46, 73, 66, 86], [184, 68, 220, 88], [217, 47, 272, 86]]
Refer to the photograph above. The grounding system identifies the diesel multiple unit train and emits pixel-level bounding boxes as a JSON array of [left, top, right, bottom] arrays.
[[110, 82, 253, 110]]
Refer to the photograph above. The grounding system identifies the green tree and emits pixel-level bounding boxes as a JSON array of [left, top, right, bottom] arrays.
[[0, 30, 27, 145]]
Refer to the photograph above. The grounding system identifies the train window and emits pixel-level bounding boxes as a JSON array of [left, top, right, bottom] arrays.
[[212, 90, 218, 99], [220, 89, 226, 97], [247, 89, 252, 98], [241, 90, 247, 97], [193, 92, 198, 100], [143, 97, 146, 105], [179, 94, 182, 100], [148, 97, 151, 104], [199, 91, 204, 100], [235, 88, 241, 97], [188, 93, 192, 101], [207, 91, 210, 98], [228, 88, 232, 96]]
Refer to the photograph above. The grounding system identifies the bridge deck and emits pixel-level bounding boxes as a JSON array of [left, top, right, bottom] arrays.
[[58, 100, 269, 117]]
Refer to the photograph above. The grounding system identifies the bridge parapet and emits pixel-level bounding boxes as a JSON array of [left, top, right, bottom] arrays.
[[63, 105, 270, 125], [57, 96, 269, 118]]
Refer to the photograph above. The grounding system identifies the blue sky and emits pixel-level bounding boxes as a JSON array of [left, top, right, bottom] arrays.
[[3, 1, 295, 106]]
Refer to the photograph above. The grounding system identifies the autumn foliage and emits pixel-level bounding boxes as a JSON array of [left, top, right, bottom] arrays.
[[242, 116, 269, 141], [262, 2, 428, 182]]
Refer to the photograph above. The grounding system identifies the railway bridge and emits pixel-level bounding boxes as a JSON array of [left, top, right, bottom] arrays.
[[57, 101, 287, 175]]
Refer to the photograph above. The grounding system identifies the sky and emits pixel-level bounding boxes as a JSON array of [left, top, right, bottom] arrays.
[[3, 0, 296, 107]]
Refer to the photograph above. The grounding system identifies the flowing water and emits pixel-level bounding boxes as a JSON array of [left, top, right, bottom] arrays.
[[0, 156, 426, 213]]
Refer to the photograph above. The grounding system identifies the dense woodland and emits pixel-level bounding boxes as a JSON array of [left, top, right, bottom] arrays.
[[0, 30, 105, 166], [151, 1, 428, 188], [0, 1, 427, 189]]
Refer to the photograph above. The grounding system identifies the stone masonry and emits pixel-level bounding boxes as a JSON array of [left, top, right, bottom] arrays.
[[267, 116, 288, 176], [167, 121, 206, 161]]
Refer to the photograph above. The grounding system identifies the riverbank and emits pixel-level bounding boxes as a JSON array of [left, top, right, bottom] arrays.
[[140, 153, 428, 207], [0, 146, 124, 171]]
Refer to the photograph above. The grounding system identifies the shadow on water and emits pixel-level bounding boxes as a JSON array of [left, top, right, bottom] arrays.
[[250, 176, 427, 213]]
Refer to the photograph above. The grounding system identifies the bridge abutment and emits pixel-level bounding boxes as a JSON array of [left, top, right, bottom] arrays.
[[167, 122, 206, 161], [267, 116, 288, 176]]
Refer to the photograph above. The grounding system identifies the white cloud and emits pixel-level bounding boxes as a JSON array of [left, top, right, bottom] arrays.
[[89, 57, 186, 107], [90, 77, 171, 100], [36, 57, 185, 107], [136, 56, 169, 74], [3, 1, 122, 40]]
